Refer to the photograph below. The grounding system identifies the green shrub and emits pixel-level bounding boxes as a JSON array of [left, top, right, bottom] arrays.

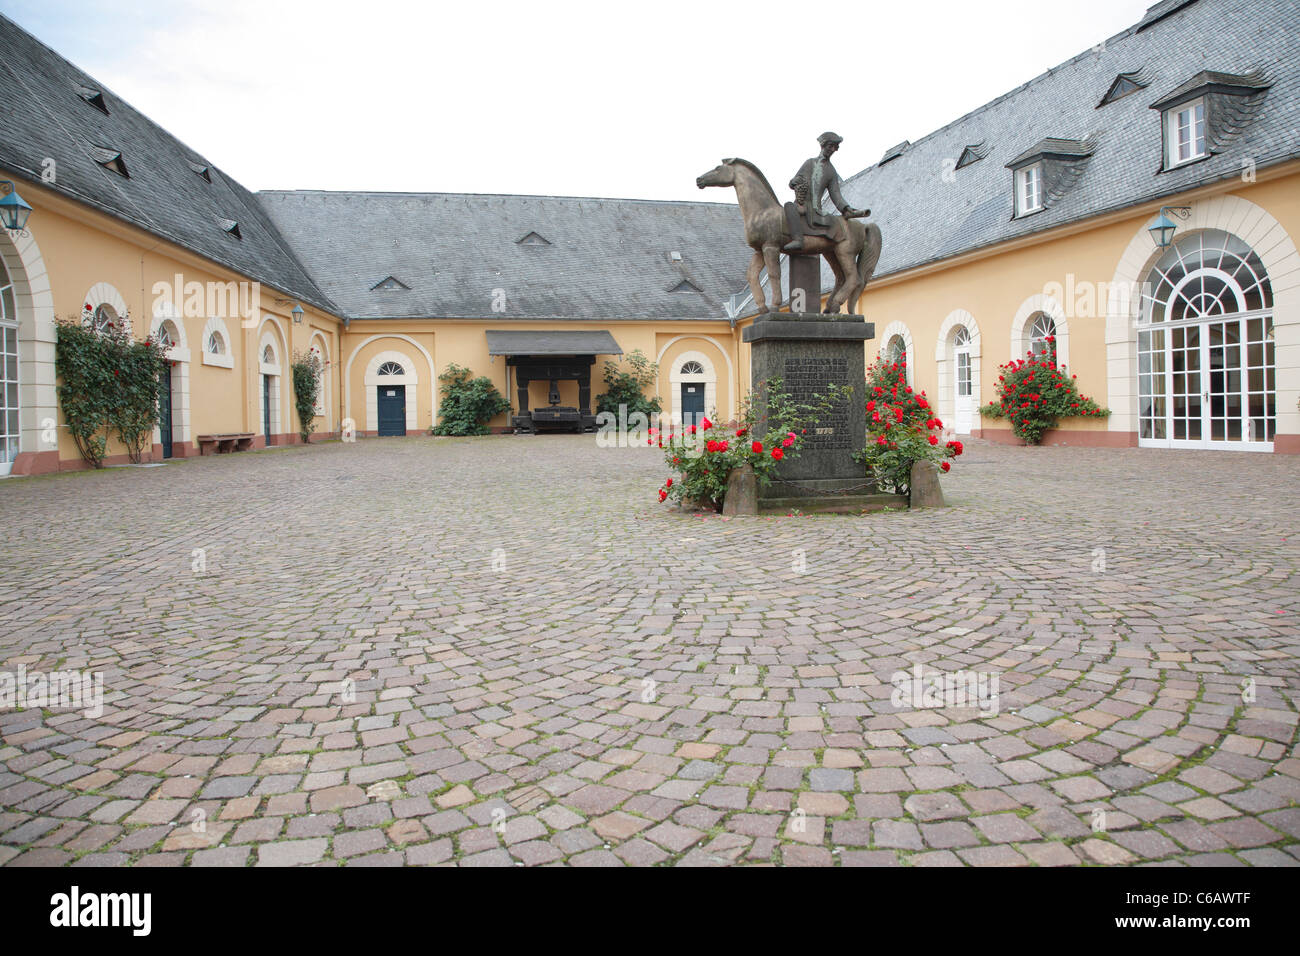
[[291, 350, 324, 443], [431, 363, 510, 436], [596, 349, 662, 419], [55, 315, 167, 467]]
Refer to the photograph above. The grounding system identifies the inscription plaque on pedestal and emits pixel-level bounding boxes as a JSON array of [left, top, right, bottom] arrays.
[[744, 310, 873, 496]]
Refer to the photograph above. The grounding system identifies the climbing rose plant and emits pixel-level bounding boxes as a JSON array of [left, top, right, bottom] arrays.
[[55, 313, 168, 467], [854, 355, 960, 494], [291, 350, 325, 444], [655, 378, 851, 511], [979, 338, 1109, 444]]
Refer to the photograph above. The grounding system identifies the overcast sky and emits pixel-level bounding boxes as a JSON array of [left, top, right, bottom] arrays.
[[3, 0, 1150, 201]]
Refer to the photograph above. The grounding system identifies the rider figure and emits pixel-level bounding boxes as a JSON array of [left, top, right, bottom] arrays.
[[784, 131, 868, 252]]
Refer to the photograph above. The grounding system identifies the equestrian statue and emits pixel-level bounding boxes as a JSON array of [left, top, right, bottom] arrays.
[[696, 131, 881, 315]]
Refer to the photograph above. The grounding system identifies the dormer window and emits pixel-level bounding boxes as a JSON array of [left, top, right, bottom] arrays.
[[77, 86, 109, 115], [1166, 98, 1207, 167], [1006, 136, 1097, 219], [91, 146, 128, 178], [1151, 69, 1270, 172], [1015, 163, 1043, 217]]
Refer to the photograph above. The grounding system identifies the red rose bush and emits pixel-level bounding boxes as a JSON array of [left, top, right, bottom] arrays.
[[978, 337, 1109, 444]]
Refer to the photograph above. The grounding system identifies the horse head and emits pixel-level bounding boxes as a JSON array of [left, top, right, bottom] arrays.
[[695, 159, 738, 190]]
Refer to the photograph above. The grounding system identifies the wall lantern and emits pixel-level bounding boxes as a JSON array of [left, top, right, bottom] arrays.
[[1147, 205, 1191, 248], [0, 181, 33, 232], [291, 303, 304, 324]]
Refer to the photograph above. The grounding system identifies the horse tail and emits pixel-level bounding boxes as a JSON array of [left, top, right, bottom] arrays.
[[855, 222, 883, 299]]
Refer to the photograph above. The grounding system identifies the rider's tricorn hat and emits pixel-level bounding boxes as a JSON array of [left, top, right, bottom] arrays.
[[817, 131, 844, 146]]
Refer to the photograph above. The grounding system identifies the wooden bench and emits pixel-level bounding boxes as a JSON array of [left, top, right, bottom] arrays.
[[197, 433, 255, 455]]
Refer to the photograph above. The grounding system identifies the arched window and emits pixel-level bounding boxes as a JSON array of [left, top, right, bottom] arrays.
[[377, 361, 405, 376], [156, 321, 176, 349], [263, 344, 275, 364], [679, 360, 705, 375], [207, 331, 225, 355], [1142, 228, 1272, 323], [91, 304, 118, 334], [1028, 313, 1057, 358], [885, 334, 906, 366]]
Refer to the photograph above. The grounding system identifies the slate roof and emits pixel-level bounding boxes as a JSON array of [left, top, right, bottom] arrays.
[[485, 329, 623, 356], [0, 14, 338, 314], [821, 0, 1300, 290], [256, 190, 753, 321]]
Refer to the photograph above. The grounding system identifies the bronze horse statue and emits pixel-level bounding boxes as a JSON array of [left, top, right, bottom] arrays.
[[697, 158, 881, 315]]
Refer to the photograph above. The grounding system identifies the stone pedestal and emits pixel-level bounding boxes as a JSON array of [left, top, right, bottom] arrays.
[[743, 309, 903, 513]]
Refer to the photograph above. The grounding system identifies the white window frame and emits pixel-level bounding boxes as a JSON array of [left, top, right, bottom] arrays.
[[1015, 163, 1043, 217], [1029, 313, 1057, 358], [1165, 98, 1208, 168], [201, 316, 234, 369]]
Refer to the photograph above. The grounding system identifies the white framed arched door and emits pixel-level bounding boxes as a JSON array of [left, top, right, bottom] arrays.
[[1137, 229, 1275, 450], [952, 326, 973, 434]]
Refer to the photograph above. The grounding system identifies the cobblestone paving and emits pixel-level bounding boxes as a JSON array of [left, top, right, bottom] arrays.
[[1, 435, 1298, 867]]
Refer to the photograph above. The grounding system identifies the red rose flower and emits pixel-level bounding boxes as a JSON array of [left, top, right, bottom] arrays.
[[941, 461, 950, 473], [771, 448, 783, 460], [782, 435, 794, 448], [928, 435, 938, 446], [751, 440, 763, 454], [665, 478, 672, 488], [702, 417, 713, 430], [658, 489, 667, 502]]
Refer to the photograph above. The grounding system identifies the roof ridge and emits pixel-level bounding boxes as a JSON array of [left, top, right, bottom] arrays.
[[256, 188, 740, 208]]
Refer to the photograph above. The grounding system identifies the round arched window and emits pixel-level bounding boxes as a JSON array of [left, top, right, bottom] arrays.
[[377, 361, 405, 376], [953, 326, 970, 348], [207, 331, 225, 355], [679, 360, 705, 375], [1028, 313, 1057, 357], [156, 321, 176, 349], [263, 345, 275, 364], [91, 304, 118, 334], [1142, 228, 1272, 323], [885, 335, 906, 365]]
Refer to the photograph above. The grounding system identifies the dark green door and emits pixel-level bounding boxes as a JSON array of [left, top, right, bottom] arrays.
[[680, 382, 705, 427], [262, 374, 272, 441], [377, 385, 406, 436], [158, 368, 173, 459]]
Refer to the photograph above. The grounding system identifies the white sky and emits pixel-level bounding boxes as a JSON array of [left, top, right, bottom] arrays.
[[3, 0, 1150, 201]]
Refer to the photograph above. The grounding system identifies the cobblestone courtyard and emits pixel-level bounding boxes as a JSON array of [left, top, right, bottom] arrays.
[[1, 435, 1298, 867]]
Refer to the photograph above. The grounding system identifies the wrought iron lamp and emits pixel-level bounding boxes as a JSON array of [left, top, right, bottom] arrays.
[[1148, 205, 1191, 248], [0, 180, 33, 232]]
